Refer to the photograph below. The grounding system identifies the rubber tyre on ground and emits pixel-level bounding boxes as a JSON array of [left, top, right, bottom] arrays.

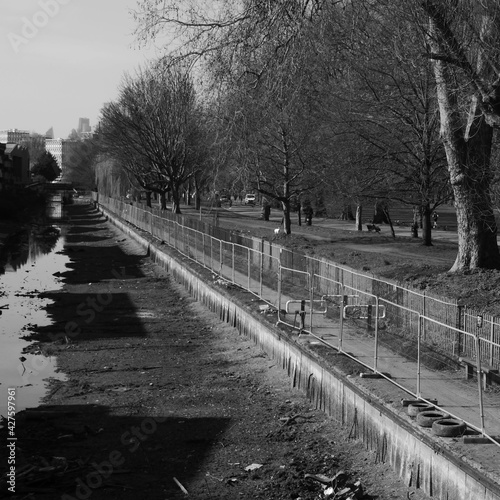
[[432, 419, 467, 437], [407, 403, 434, 417], [416, 411, 448, 428]]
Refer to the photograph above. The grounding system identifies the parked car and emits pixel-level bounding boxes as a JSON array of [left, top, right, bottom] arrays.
[[244, 193, 256, 205]]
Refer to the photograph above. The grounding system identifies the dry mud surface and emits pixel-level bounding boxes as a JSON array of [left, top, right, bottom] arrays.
[[0, 204, 431, 499]]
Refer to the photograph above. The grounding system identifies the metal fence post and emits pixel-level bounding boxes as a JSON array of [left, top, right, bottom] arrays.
[[220, 240, 223, 276], [260, 238, 264, 299], [474, 332, 486, 435], [232, 243, 235, 284], [309, 271, 314, 332], [277, 249, 283, 323], [194, 228, 198, 264], [490, 320, 495, 367], [339, 286, 346, 352], [210, 236, 213, 271], [247, 247, 251, 291], [373, 298, 379, 372], [417, 315, 422, 398], [202, 232, 206, 267], [457, 305, 464, 355]]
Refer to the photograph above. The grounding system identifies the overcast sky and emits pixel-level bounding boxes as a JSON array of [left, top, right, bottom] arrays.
[[0, 0, 163, 139]]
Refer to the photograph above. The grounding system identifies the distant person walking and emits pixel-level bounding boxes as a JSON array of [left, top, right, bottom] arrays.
[[432, 211, 439, 229]]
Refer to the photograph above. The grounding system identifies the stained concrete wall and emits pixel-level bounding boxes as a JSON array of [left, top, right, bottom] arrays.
[[100, 204, 500, 500]]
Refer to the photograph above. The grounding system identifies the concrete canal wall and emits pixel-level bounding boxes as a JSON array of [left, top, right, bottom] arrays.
[[100, 204, 500, 500]]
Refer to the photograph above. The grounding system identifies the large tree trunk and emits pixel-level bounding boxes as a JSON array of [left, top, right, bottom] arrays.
[[426, 5, 500, 271], [451, 151, 499, 270], [373, 201, 389, 224], [421, 203, 432, 246]]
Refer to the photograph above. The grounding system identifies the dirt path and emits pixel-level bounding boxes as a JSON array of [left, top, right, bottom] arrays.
[[1, 204, 431, 499]]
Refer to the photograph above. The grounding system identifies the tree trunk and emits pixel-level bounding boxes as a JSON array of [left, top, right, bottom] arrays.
[[421, 203, 432, 246], [297, 201, 302, 226], [262, 205, 271, 221], [186, 181, 192, 206], [383, 207, 395, 239], [171, 185, 182, 214], [340, 204, 354, 220], [145, 191, 152, 208], [411, 206, 419, 238], [427, 8, 500, 271], [160, 191, 167, 210], [282, 200, 292, 234], [373, 201, 389, 224], [355, 204, 362, 231]]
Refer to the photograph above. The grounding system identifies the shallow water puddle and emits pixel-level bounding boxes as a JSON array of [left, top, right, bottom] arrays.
[[0, 227, 71, 417]]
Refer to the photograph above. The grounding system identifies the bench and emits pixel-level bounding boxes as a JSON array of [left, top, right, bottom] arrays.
[[459, 356, 499, 390], [366, 224, 381, 233]]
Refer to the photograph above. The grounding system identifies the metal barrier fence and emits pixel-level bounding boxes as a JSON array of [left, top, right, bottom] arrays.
[[95, 194, 500, 443]]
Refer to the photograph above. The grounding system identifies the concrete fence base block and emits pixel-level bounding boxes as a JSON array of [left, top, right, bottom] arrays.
[[401, 398, 438, 407], [463, 436, 497, 445], [360, 372, 392, 379]]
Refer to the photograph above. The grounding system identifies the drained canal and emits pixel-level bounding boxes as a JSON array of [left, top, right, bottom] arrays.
[[0, 195, 71, 417]]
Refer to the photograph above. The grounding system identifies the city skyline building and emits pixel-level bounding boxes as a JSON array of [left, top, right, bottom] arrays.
[[77, 117, 91, 134], [0, 129, 30, 144]]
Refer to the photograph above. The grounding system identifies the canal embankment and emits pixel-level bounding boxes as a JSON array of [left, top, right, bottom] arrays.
[[97, 200, 500, 500], [0, 202, 433, 500]]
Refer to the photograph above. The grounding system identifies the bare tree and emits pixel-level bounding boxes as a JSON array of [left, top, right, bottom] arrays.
[[94, 155, 132, 199], [98, 62, 201, 213], [421, 0, 500, 270], [64, 138, 99, 190], [134, 0, 500, 269]]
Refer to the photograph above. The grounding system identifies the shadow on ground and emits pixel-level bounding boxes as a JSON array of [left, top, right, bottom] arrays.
[[0, 404, 230, 499], [25, 203, 150, 342]]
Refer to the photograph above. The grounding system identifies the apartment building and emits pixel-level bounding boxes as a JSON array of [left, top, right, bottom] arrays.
[[0, 143, 30, 191], [0, 129, 30, 144]]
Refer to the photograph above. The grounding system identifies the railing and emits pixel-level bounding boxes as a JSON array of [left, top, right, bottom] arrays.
[[94, 193, 500, 444]]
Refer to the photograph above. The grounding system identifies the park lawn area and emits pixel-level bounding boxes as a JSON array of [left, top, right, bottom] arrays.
[[216, 211, 500, 317]]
